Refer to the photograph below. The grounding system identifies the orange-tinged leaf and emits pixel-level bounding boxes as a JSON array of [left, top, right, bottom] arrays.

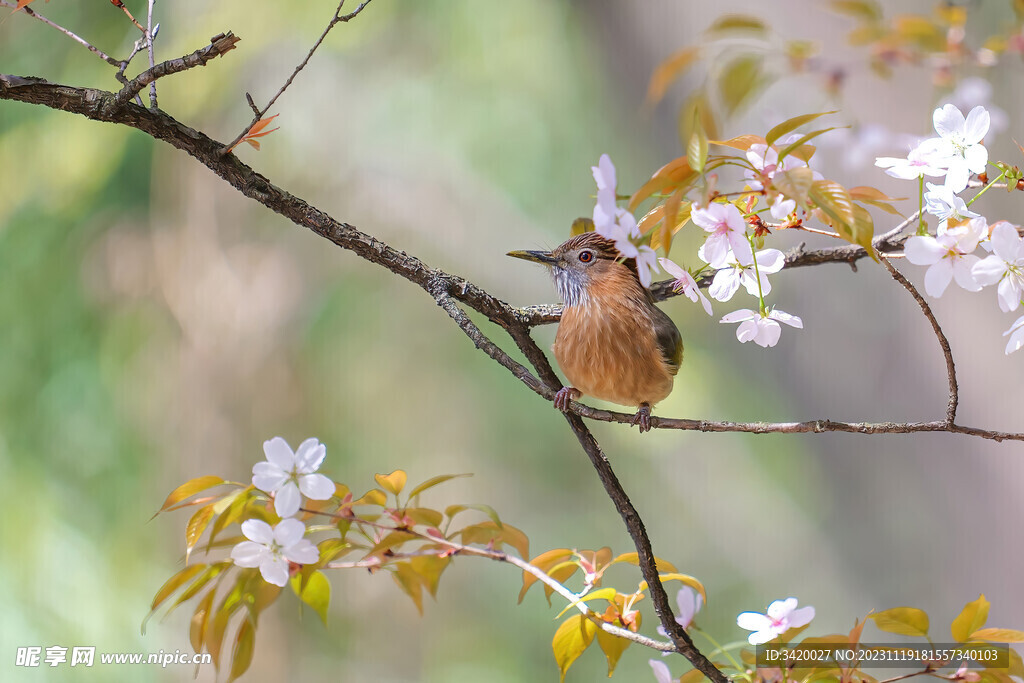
[[952, 594, 990, 642], [555, 587, 619, 619], [680, 668, 708, 683], [638, 204, 666, 236], [403, 507, 443, 528], [596, 626, 631, 677], [638, 573, 706, 604], [651, 201, 692, 252], [228, 617, 255, 683], [687, 115, 709, 173], [710, 134, 766, 151], [970, 628, 1024, 643], [186, 505, 216, 559], [352, 488, 388, 507], [869, 607, 929, 637], [460, 521, 529, 559], [810, 179, 855, 227], [444, 503, 503, 528], [609, 552, 677, 573], [367, 530, 417, 557], [410, 554, 450, 598], [158, 475, 226, 513], [850, 615, 868, 646], [545, 562, 580, 605], [520, 548, 575, 603], [707, 14, 766, 35], [647, 47, 700, 105], [628, 157, 694, 212], [407, 473, 471, 500], [658, 190, 683, 253], [228, 114, 281, 153], [777, 127, 843, 162], [392, 561, 425, 614], [766, 110, 838, 146], [772, 167, 814, 207], [173, 563, 227, 609], [189, 589, 216, 654], [150, 564, 207, 613], [375, 470, 407, 496], [552, 614, 597, 682], [849, 186, 903, 202]]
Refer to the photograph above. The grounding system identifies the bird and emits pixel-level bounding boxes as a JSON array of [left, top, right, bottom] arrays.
[[507, 230, 682, 432]]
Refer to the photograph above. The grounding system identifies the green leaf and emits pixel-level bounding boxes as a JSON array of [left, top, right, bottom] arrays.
[[315, 538, 352, 567], [374, 470, 407, 496], [687, 114, 709, 174], [777, 127, 844, 163], [157, 475, 226, 514], [707, 14, 766, 35], [367, 530, 417, 557], [444, 503, 503, 528], [552, 614, 597, 682], [772, 167, 814, 207], [228, 617, 255, 683], [185, 505, 216, 560], [766, 111, 838, 147], [294, 570, 331, 626], [718, 55, 762, 115], [406, 472, 471, 500], [410, 555, 450, 598], [570, 217, 595, 236], [951, 594, 990, 642], [173, 563, 227, 609], [352, 488, 388, 507], [596, 627, 631, 677], [555, 587, 619, 620], [830, 0, 882, 22], [870, 607, 929, 637], [404, 507, 444, 528], [809, 179, 855, 229]]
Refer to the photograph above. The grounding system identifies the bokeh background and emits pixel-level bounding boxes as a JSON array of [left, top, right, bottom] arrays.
[[2, 1, 1023, 681]]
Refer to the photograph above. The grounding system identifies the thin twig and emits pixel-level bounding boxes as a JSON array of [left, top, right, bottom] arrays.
[[879, 255, 958, 423], [110, 0, 145, 33], [112, 32, 241, 109], [146, 0, 157, 109], [220, 0, 374, 155], [0, 1, 120, 67]]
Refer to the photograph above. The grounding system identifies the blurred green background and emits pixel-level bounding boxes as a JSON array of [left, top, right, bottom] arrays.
[[2, 1, 1023, 681]]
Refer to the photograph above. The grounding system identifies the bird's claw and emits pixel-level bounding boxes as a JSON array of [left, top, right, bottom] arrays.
[[554, 387, 581, 412], [631, 403, 652, 433]]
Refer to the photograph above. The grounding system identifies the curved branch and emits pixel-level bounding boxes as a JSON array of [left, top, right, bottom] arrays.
[[879, 255, 958, 423], [113, 32, 240, 108]]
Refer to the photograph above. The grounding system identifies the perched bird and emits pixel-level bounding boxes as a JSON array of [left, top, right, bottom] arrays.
[[508, 231, 682, 432]]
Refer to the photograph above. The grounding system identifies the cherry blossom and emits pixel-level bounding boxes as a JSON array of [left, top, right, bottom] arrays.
[[770, 194, 796, 220], [649, 659, 673, 683], [737, 597, 816, 645], [874, 138, 948, 180], [923, 183, 979, 222], [659, 257, 713, 315], [230, 518, 319, 587], [904, 218, 986, 298], [972, 221, 1024, 312], [590, 154, 658, 286], [703, 248, 785, 302], [1004, 315, 1024, 355], [252, 436, 335, 518], [692, 202, 753, 268], [720, 308, 803, 347], [931, 104, 990, 193], [656, 586, 703, 638]]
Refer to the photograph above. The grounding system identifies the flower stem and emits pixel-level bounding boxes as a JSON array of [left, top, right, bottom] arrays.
[[748, 235, 767, 315], [917, 175, 926, 236], [966, 169, 1007, 207], [691, 626, 745, 673]]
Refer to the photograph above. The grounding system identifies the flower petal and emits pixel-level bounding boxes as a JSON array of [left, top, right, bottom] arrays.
[[658, 257, 686, 280], [904, 236, 946, 266], [299, 473, 335, 501], [933, 104, 965, 139], [753, 319, 781, 347], [259, 556, 290, 587], [720, 309, 757, 323], [989, 222, 1024, 262], [294, 438, 326, 473], [997, 276, 1022, 312], [787, 605, 816, 628], [273, 482, 301, 519], [231, 541, 268, 567], [736, 319, 760, 344], [709, 269, 741, 302], [963, 106, 991, 144], [263, 437, 296, 470], [767, 598, 798, 620], [952, 255, 982, 292], [285, 539, 320, 565], [924, 260, 954, 298], [274, 518, 307, 546], [240, 519, 274, 545], [252, 462, 289, 493], [756, 249, 786, 274], [649, 659, 674, 683], [737, 612, 772, 631], [770, 309, 803, 328]]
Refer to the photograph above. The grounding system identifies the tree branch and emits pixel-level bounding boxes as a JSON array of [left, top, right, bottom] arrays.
[[113, 32, 240, 109], [879, 255, 958, 423], [0, 1, 120, 67]]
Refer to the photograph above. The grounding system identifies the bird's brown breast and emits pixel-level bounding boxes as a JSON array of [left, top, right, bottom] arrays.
[[553, 271, 678, 408]]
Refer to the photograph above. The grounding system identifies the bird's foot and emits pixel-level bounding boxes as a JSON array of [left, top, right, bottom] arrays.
[[631, 403, 653, 433], [554, 387, 581, 412]]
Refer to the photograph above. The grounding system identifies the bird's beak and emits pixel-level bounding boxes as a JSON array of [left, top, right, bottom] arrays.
[[506, 249, 558, 265]]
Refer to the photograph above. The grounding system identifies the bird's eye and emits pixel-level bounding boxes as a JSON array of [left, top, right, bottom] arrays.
[[578, 251, 594, 263]]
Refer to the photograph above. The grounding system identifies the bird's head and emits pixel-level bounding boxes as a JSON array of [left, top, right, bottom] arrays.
[[507, 230, 641, 307]]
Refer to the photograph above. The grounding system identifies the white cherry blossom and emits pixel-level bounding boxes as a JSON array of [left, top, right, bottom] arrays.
[[703, 248, 785, 302], [931, 104, 990, 193], [923, 183, 979, 222], [874, 138, 948, 180], [737, 597, 815, 645], [659, 257, 713, 316], [1004, 315, 1024, 355], [692, 202, 753, 268], [972, 221, 1024, 312], [230, 518, 319, 587], [904, 218, 986, 297], [720, 308, 803, 347], [252, 437, 335, 518]]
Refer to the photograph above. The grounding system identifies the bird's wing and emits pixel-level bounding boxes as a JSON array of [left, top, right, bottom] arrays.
[[651, 305, 683, 374]]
